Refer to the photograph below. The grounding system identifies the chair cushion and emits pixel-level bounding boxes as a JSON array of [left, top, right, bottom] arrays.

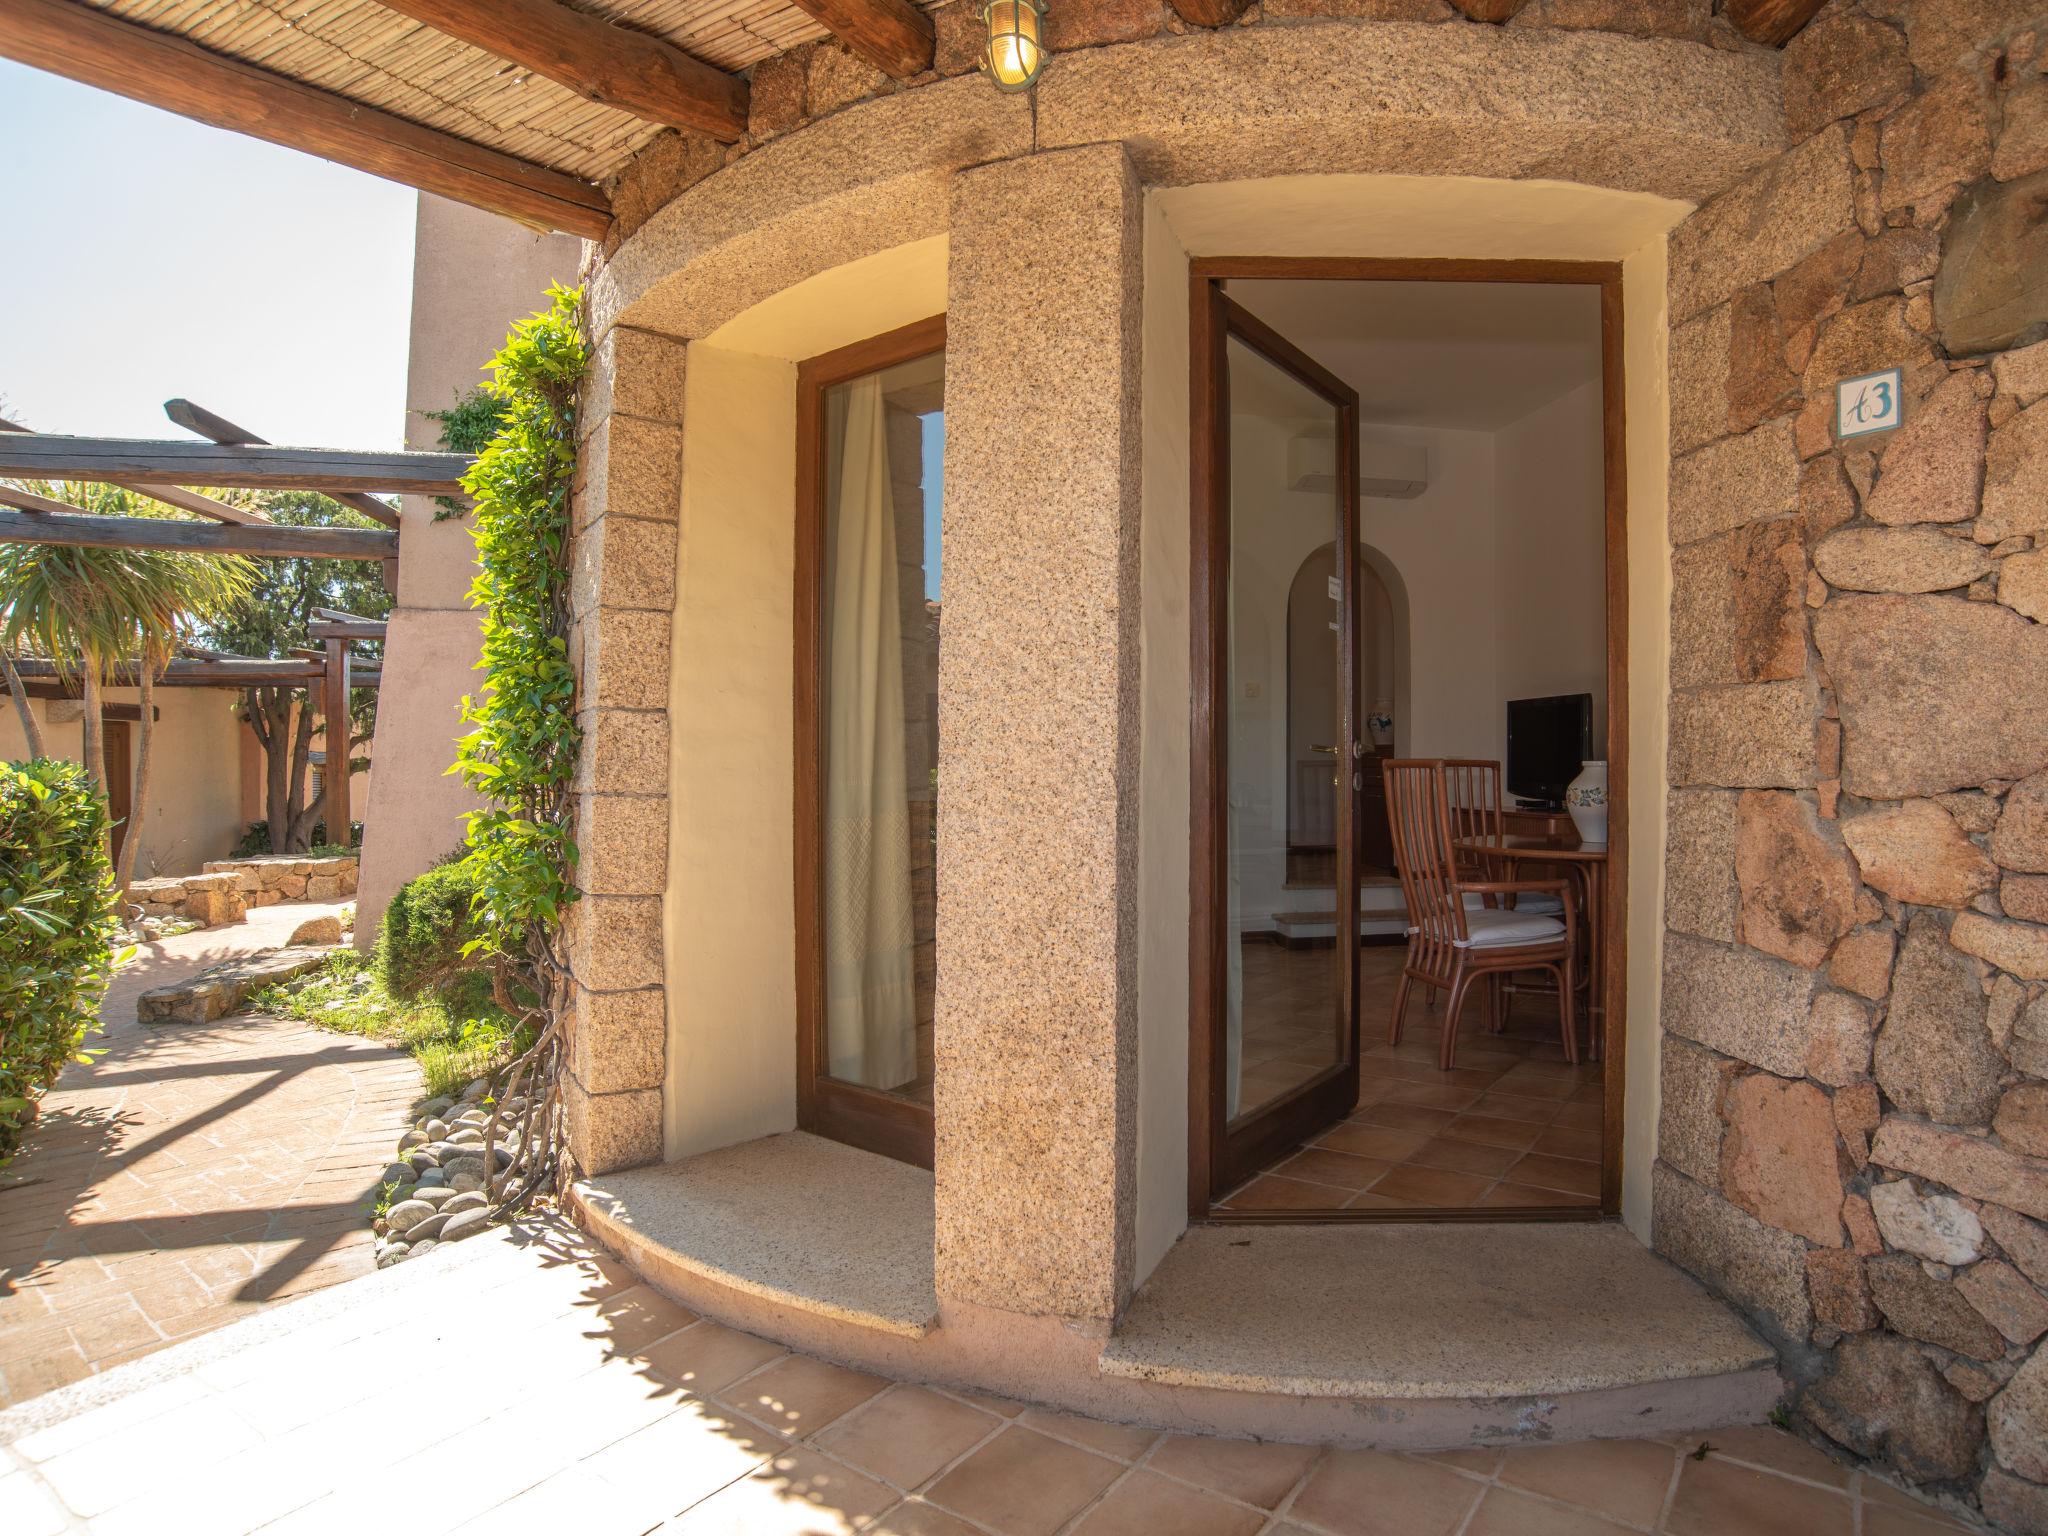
[[1454, 909, 1567, 949], [1461, 891, 1564, 916]]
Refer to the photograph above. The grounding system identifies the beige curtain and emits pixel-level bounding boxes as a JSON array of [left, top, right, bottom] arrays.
[[824, 377, 918, 1089]]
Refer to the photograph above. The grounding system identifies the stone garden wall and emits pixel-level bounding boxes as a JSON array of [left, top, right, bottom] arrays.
[[1654, 4, 2048, 1529]]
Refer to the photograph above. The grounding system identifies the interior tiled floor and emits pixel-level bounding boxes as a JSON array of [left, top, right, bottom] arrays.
[[0, 1218, 1981, 1535], [1226, 943, 1602, 1211]]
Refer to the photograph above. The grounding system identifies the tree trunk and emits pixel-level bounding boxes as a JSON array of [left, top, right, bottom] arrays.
[[2, 651, 46, 758], [80, 664, 107, 801], [285, 697, 319, 852], [115, 667, 155, 896]]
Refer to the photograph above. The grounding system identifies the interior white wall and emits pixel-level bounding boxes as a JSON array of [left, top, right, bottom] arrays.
[[1493, 378, 1610, 753]]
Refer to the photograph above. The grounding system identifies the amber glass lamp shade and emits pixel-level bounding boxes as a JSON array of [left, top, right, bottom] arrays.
[[982, 0, 1046, 92]]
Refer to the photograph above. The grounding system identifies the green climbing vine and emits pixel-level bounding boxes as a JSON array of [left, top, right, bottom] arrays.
[[448, 283, 587, 1209]]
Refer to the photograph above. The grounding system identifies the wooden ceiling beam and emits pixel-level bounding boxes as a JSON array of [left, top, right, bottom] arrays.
[[1167, 0, 1253, 26], [164, 400, 402, 528], [1725, 0, 1828, 47], [0, 506, 399, 562], [1446, 0, 1532, 18], [14, 658, 383, 689], [377, 0, 747, 142], [0, 0, 612, 239], [0, 435, 470, 495], [786, 0, 933, 78]]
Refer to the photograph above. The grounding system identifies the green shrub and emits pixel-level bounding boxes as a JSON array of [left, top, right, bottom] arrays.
[[378, 852, 484, 1001], [0, 760, 123, 1165]]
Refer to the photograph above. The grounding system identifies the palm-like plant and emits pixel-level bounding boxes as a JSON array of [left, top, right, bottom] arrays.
[[0, 482, 255, 895]]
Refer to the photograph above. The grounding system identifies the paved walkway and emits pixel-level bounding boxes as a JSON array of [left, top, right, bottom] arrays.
[[0, 902, 417, 1405], [0, 1217, 1980, 1536]]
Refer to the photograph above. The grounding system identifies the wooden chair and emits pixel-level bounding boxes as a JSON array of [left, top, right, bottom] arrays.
[[1441, 758, 1562, 913], [1383, 759, 1579, 1071]]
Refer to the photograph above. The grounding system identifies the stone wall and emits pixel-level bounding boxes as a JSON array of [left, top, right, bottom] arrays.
[[594, 2, 1772, 261], [1655, 5, 2048, 1529]]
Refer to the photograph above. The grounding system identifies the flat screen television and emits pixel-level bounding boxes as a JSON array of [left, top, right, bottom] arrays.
[[1506, 694, 1593, 810]]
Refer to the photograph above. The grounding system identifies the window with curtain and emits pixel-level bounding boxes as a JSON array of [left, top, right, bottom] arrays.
[[816, 347, 945, 1109]]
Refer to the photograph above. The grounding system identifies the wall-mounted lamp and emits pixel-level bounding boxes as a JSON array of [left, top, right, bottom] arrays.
[[981, 0, 1047, 91]]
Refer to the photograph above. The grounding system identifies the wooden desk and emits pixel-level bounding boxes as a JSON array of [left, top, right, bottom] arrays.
[[1457, 832, 1609, 1060]]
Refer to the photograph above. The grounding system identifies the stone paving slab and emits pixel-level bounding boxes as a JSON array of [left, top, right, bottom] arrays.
[[0, 1218, 1983, 1535], [0, 902, 417, 1407]]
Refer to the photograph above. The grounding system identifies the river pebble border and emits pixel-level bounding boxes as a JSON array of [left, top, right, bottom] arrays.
[[369, 1078, 535, 1267]]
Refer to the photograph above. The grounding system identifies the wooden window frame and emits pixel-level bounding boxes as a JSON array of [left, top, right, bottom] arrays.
[[1187, 258, 1631, 1223], [794, 313, 947, 1170]]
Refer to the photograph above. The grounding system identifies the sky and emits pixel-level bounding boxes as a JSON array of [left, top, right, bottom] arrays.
[[0, 61, 417, 451]]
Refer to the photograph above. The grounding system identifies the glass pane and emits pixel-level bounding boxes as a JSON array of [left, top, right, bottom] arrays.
[[1225, 335, 1347, 1124], [820, 349, 944, 1103]]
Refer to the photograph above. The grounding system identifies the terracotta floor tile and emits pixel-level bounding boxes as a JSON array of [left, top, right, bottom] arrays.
[[717, 1352, 889, 1439], [1505, 1152, 1603, 1199], [1366, 1165, 1496, 1207], [1380, 1082, 1486, 1111], [868, 1500, 988, 1536], [1441, 1113, 1546, 1151], [1462, 1486, 1638, 1535], [1017, 1407, 1158, 1461], [1404, 1135, 1522, 1178], [1704, 1425, 1852, 1488], [1289, 1448, 1482, 1536], [1147, 1435, 1321, 1508], [926, 1425, 1123, 1536], [815, 1385, 1000, 1489], [1352, 1103, 1460, 1135], [1551, 1101, 1606, 1132], [667, 1446, 897, 1535], [1069, 1469, 1265, 1536], [1223, 1174, 1352, 1211], [1469, 1092, 1569, 1126], [1497, 1437, 1678, 1527], [1479, 1181, 1595, 1209], [1314, 1122, 1431, 1162], [639, 1321, 788, 1394], [1861, 1503, 1976, 1534], [1532, 1125, 1603, 1161], [1417, 1446, 1504, 1476], [1274, 1148, 1396, 1191], [1665, 1456, 1853, 1536], [588, 1284, 699, 1353]]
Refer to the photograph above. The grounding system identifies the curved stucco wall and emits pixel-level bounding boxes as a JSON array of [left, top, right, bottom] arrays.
[[592, 20, 1783, 345]]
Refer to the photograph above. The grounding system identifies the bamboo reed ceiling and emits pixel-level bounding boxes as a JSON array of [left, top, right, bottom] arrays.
[[85, 0, 940, 181]]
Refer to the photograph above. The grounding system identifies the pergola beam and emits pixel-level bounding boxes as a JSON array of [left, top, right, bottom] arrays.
[[378, 0, 748, 141], [1166, 0, 1253, 25], [11, 657, 383, 689], [0, 0, 612, 239], [165, 400, 403, 529], [0, 507, 398, 561], [0, 416, 267, 525], [0, 435, 469, 495], [785, 0, 933, 77]]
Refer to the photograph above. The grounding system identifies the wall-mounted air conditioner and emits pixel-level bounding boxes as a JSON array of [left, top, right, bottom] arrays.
[[1286, 430, 1430, 500]]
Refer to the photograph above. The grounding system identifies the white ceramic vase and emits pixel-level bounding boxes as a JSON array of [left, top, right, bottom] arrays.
[[1566, 760, 1608, 846]]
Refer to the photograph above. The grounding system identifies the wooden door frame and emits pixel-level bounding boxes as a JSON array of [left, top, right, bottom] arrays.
[[1187, 257, 1630, 1222], [793, 312, 947, 1170]]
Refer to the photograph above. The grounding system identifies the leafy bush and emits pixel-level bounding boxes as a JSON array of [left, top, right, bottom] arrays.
[[0, 760, 123, 1164], [378, 853, 484, 1001]]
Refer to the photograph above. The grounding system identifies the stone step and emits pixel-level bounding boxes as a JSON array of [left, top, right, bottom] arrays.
[[137, 947, 336, 1025]]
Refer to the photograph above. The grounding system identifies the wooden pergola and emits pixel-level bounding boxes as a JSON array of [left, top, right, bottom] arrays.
[[0, 0, 1831, 241], [0, 407, 459, 834]]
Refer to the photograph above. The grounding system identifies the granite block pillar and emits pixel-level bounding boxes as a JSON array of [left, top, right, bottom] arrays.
[[932, 143, 1145, 1327]]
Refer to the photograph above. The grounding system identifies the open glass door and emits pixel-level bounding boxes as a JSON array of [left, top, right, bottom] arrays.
[[1201, 292, 1364, 1201]]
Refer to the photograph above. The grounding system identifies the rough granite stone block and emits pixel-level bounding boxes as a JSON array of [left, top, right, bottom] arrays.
[[564, 894, 666, 993], [571, 514, 681, 618], [577, 415, 684, 527], [567, 984, 667, 1097], [1665, 788, 1740, 943], [1670, 124, 1856, 325], [575, 708, 669, 798], [1667, 681, 1819, 790], [1653, 1163, 1815, 1345], [1659, 1034, 1736, 1186], [574, 606, 673, 714], [1669, 521, 1807, 688], [575, 793, 670, 897], [1662, 932, 1817, 1076], [584, 328, 689, 430], [933, 143, 1143, 1326], [1669, 302, 1733, 458], [565, 1077, 664, 1176], [1669, 422, 1802, 546]]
